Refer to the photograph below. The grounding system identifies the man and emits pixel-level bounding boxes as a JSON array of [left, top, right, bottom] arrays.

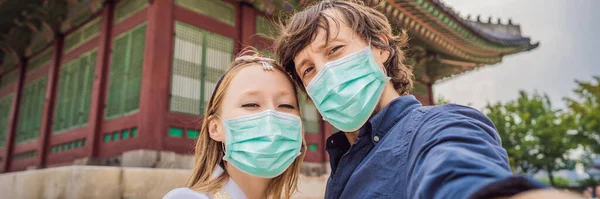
[[274, 1, 579, 198]]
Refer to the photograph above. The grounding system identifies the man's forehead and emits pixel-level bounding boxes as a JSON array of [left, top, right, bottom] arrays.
[[298, 19, 345, 53], [293, 9, 351, 64]]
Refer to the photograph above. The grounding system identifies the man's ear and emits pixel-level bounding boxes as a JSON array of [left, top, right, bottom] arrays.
[[373, 34, 391, 72], [208, 115, 225, 142]]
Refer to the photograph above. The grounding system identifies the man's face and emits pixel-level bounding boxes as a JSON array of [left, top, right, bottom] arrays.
[[292, 9, 389, 88]]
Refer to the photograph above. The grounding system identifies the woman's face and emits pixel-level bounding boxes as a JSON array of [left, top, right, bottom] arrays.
[[208, 64, 300, 142]]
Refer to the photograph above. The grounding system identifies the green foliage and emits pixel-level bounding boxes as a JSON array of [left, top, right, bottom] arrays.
[[484, 91, 578, 186], [577, 177, 600, 187], [565, 76, 600, 154], [436, 95, 451, 105], [538, 176, 571, 187]]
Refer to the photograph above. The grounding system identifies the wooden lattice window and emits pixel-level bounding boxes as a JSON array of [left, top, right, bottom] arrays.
[[298, 92, 320, 133], [105, 24, 146, 119], [53, 50, 97, 133], [16, 76, 47, 143], [0, 94, 14, 148], [170, 21, 233, 115], [64, 17, 102, 54], [175, 0, 235, 26]]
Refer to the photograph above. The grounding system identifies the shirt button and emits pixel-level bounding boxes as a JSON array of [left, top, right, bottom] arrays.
[[374, 136, 380, 142]]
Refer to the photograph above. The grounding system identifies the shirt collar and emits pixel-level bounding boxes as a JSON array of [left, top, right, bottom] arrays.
[[213, 166, 248, 199], [363, 95, 422, 143]]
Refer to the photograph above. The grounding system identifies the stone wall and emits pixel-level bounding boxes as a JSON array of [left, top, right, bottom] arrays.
[[0, 165, 327, 199]]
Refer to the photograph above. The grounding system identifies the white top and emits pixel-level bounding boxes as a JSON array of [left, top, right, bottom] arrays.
[[163, 166, 247, 199]]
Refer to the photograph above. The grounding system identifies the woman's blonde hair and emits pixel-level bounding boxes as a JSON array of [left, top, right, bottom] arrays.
[[186, 49, 306, 199]]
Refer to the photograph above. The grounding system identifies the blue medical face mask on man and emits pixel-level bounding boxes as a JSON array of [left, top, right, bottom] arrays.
[[306, 46, 390, 132], [219, 110, 302, 178]]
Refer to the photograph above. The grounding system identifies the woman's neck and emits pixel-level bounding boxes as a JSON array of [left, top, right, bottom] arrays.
[[225, 163, 271, 199]]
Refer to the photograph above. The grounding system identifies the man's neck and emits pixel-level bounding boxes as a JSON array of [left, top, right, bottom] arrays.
[[225, 163, 270, 199], [378, 82, 400, 112], [345, 131, 359, 144], [345, 82, 399, 145]]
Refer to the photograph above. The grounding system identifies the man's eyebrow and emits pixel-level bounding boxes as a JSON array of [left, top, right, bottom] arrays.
[[296, 58, 309, 73], [295, 37, 343, 72]]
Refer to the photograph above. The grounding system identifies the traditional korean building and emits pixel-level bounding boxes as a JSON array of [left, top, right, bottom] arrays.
[[0, 0, 538, 174]]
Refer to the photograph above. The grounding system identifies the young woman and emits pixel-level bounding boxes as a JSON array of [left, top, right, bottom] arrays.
[[164, 52, 306, 199]]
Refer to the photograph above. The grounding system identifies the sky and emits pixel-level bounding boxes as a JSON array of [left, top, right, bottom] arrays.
[[434, 0, 600, 111]]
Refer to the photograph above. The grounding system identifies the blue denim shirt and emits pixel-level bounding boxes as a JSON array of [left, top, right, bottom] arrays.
[[325, 95, 548, 199]]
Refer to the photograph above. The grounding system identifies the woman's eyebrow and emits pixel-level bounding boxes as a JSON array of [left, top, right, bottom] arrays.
[[239, 90, 261, 97]]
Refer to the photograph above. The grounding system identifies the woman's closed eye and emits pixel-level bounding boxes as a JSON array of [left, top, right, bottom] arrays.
[[278, 104, 296, 109], [241, 103, 260, 108]]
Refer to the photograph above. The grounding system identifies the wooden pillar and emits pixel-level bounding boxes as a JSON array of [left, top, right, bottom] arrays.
[[36, 37, 64, 168], [238, 2, 256, 52], [1, 59, 26, 172], [137, 0, 174, 150], [87, 0, 115, 157], [427, 83, 434, 105]]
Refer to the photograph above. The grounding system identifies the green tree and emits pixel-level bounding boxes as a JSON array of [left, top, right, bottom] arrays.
[[565, 76, 600, 153], [485, 101, 538, 174], [484, 91, 578, 186], [436, 95, 451, 105], [538, 176, 571, 187]]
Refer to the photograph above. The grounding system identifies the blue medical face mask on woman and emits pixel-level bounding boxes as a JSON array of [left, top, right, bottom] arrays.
[[306, 46, 390, 132], [219, 110, 303, 178]]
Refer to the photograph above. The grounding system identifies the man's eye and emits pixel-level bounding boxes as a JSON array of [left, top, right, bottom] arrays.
[[241, 103, 260, 108], [302, 66, 314, 77], [328, 46, 343, 56], [279, 104, 296, 109]]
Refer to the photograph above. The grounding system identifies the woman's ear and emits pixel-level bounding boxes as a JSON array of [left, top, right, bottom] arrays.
[[208, 115, 225, 142]]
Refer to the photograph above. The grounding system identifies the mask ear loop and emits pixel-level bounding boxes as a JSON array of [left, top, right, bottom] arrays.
[[214, 114, 228, 166], [369, 39, 390, 76], [221, 142, 226, 155]]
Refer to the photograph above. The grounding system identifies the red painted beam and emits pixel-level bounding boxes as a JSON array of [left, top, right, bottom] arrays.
[[174, 6, 236, 39], [36, 36, 64, 168], [254, 37, 274, 51], [137, 0, 175, 151], [304, 132, 322, 162], [97, 113, 139, 157], [2, 59, 26, 172], [23, 65, 50, 85], [111, 8, 148, 38], [61, 37, 100, 65], [163, 113, 202, 155], [87, 0, 115, 158]]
